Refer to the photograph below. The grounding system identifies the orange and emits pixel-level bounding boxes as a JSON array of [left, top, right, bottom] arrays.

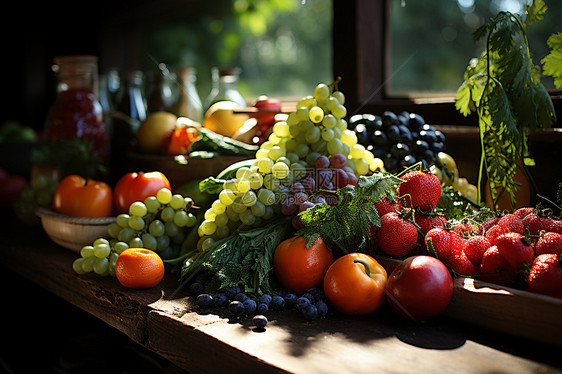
[[114, 248, 165, 289], [273, 235, 334, 294]]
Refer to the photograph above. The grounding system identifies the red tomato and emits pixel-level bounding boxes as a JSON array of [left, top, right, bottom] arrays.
[[114, 171, 171, 213], [162, 125, 200, 155], [53, 175, 113, 217], [323, 253, 387, 315], [273, 236, 334, 294], [385, 255, 453, 320]]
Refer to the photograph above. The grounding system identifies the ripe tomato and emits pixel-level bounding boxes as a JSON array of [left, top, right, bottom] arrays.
[[273, 235, 333, 294], [53, 174, 113, 217], [161, 125, 200, 155], [114, 171, 171, 214], [385, 255, 453, 320], [323, 253, 387, 315]]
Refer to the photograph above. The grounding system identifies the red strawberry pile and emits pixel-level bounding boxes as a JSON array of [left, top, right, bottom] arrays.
[[370, 170, 562, 300]]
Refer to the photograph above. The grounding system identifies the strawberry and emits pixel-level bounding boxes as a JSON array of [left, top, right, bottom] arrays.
[[415, 211, 446, 238], [374, 196, 401, 217], [523, 212, 553, 235], [497, 213, 525, 235], [484, 224, 508, 245], [448, 241, 476, 275], [397, 170, 441, 211], [375, 212, 418, 258], [527, 254, 562, 299], [462, 235, 491, 267], [451, 221, 478, 237], [480, 216, 500, 235], [480, 245, 510, 274], [535, 232, 562, 256], [549, 219, 562, 234], [425, 227, 453, 263], [478, 245, 517, 286], [513, 207, 535, 220], [495, 232, 534, 269]]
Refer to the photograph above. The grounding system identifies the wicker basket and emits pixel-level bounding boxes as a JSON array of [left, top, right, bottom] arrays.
[[36, 207, 115, 252]]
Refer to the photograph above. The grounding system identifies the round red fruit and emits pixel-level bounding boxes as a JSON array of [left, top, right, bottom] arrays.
[[398, 171, 441, 211], [385, 255, 453, 320], [527, 254, 562, 299], [375, 212, 418, 258]]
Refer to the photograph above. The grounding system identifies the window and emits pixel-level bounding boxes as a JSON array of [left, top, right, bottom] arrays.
[[137, 0, 333, 103], [388, 0, 561, 96]]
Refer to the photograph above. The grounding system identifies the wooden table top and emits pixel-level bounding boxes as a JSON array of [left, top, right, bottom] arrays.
[[1, 221, 561, 374]]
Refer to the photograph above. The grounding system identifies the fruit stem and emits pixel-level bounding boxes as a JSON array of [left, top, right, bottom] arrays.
[[354, 259, 371, 277]]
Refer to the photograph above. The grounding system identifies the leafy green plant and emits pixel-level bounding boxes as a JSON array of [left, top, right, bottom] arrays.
[[542, 32, 562, 88], [455, 0, 556, 210]]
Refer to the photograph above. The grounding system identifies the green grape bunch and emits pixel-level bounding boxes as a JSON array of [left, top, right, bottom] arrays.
[[194, 81, 385, 253], [72, 188, 198, 277]]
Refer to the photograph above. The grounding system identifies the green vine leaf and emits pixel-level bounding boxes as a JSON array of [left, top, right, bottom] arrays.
[[542, 32, 562, 89]]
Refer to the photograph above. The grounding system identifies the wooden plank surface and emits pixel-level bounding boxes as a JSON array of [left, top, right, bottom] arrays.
[[1, 223, 561, 374]]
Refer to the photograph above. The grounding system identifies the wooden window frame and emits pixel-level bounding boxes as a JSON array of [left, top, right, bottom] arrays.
[[332, 0, 561, 127]]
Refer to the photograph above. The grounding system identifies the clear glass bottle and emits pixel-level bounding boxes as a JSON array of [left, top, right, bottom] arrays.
[[204, 67, 246, 113], [44, 55, 107, 161], [173, 67, 203, 122]]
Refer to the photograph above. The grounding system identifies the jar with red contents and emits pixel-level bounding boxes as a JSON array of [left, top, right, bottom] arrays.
[[44, 55, 108, 161]]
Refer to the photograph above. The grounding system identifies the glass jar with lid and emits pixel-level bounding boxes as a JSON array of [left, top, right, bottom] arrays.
[[44, 55, 108, 161]]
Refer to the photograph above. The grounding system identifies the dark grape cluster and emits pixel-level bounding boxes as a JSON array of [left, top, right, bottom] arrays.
[[349, 111, 446, 174], [190, 282, 330, 328]]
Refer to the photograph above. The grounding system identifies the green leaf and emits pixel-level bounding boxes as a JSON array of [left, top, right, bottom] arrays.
[[524, 0, 547, 28], [297, 173, 402, 256], [542, 32, 562, 89]]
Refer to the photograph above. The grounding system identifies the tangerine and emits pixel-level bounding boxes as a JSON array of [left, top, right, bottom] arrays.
[[114, 248, 165, 289], [273, 235, 333, 294]]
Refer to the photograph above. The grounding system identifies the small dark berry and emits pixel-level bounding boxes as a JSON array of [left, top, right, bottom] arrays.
[[196, 293, 213, 308], [258, 294, 272, 306], [257, 303, 269, 314], [225, 286, 242, 299], [228, 301, 245, 316], [235, 292, 249, 302], [284, 293, 297, 308], [302, 304, 319, 320], [213, 293, 229, 307], [243, 298, 257, 314], [295, 297, 311, 311], [315, 299, 329, 317], [301, 293, 315, 303], [270, 295, 285, 310], [189, 282, 205, 296], [253, 315, 268, 329]]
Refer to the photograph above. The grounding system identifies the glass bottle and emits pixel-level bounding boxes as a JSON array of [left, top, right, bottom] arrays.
[[204, 67, 246, 113], [110, 70, 147, 183], [146, 67, 175, 114], [44, 55, 107, 161], [98, 67, 120, 114], [173, 67, 203, 122]]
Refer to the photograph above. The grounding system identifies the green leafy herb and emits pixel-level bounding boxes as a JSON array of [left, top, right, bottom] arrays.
[[180, 216, 292, 296], [297, 173, 403, 256], [455, 1, 556, 210], [542, 32, 562, 89]]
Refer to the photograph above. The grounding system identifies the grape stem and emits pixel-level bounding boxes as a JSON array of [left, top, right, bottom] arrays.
[[328, 76, 342, 92]]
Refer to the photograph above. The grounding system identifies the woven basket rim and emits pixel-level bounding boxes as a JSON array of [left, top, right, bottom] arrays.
[[35, 207, 116, 225]]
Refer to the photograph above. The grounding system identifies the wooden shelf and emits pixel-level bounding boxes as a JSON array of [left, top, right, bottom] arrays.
[[1, 221, 561, 374]]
